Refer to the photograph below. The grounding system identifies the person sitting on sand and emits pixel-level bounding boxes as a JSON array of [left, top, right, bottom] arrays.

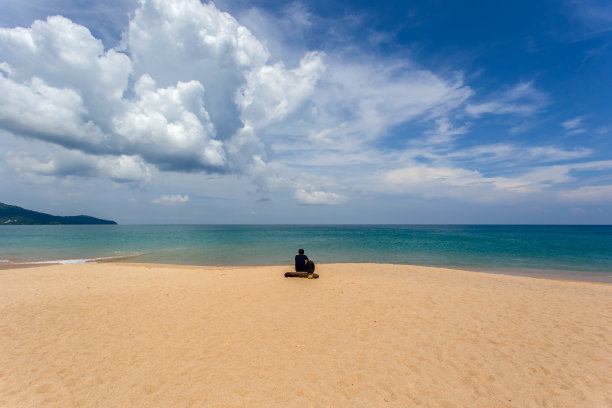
[[295, 249, 309, 272]]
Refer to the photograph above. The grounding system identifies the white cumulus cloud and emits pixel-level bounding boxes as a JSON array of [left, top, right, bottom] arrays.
[[153, 194, 190, 205], [0, 0, 323, 181], [5, 150, 151, 184], [294, 189, 346, 205]]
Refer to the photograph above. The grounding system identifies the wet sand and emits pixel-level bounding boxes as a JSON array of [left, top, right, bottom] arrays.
[[1, 262, 610, 407]]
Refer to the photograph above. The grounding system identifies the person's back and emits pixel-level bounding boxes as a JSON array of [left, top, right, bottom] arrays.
[[295, 249, 308, 272]]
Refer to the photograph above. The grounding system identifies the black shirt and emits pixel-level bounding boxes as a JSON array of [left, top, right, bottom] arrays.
[[295, 254, 309, 271]]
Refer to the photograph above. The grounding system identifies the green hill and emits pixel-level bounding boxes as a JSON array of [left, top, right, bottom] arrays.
[[0, 203, 117, 225]]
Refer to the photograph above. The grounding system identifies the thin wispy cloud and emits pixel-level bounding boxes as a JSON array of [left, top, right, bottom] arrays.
[[465, 82, 549, 117], [562, 0, 612, 39], [562, 116, 587, 134]]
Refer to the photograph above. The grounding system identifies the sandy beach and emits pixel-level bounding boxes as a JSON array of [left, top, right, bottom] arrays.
[[1, 263, 610, 407]]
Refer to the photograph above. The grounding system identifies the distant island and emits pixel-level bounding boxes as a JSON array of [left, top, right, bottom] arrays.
[[0, 202, 117, 225]]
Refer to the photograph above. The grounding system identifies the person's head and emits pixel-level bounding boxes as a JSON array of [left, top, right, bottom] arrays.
[[298, 249, 304, 254]]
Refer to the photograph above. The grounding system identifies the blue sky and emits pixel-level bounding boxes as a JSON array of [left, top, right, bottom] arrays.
[[0, 0, 610, 224]]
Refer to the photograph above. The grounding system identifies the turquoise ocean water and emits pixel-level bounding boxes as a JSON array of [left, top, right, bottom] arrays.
[[1, 225, 611, 281]]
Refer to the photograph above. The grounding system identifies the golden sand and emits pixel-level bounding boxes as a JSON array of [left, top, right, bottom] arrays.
[[1, 263, 610, 407]]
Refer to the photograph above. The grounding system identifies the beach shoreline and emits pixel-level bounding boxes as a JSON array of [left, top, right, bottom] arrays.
[[1, 262, 611, 407], [2, 224, 611, 280], [2, 258, 611, 283]]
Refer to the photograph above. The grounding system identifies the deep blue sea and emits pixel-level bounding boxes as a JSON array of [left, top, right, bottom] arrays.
[[1, 225, 611, 281]]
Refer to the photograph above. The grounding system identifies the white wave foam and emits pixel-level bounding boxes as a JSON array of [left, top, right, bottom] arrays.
[[26, 254, 142, 265], [29, 259, 92, 265]]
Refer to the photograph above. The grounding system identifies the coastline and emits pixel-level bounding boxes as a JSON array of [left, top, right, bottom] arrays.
[[2, 257, 611, 283], [1, 262, 611, 407], [2, 224, 611, 280]]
